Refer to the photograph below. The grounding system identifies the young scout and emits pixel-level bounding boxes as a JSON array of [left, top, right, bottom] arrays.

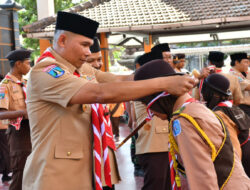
[[23, 11, 195, 190], [86, 38, 120, 190], [195, 51, 243, 105], [0, 74, 11, 186], [134, 59, 250, 190], [173, 53, 186, 73], [201, 73, 250, 177], [0, 49, 32, 190], [134, 52, 171, 190], [230, 53, 250, 116]]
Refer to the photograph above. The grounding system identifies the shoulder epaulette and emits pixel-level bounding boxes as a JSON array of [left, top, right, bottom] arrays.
[[1, 79, 9, 84]]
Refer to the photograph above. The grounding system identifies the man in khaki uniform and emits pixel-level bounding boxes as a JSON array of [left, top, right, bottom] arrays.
[[134, 52, 171, 190], [85, 38, 120, 190], [229, 53, 250, 116], [23, 11, 195, 190], [134, 60, 250, 190], [0, 49, 32, 190], [195, 51, 243, 105]]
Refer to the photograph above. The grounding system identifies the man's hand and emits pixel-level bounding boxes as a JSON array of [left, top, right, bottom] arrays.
[[198, 68, 210, 79], [163, 75, 195, 96]]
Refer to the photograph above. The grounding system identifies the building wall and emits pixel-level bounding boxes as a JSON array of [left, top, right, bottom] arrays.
[[0, 8, 20, 76]]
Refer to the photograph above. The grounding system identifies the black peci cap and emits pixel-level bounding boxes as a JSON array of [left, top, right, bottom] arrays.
[[230, 53, 248, 62], [204, 73, 231, 96], [208, 51, 224, 63], [137, 51, 163, 66], [151, 43, 170, 53], [56, 11, 99, 40], [5, 49, 31, 62], [90, 37, 101, 53]]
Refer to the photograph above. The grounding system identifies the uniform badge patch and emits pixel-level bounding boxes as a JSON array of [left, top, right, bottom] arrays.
[[81, 75, 95, 81], [0, 93, 5, 99], [173, 120, 181, 137], [44, 65, 65, 78]]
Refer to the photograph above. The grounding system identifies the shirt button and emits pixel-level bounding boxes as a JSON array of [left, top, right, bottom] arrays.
[[67, 152, 71, 156]]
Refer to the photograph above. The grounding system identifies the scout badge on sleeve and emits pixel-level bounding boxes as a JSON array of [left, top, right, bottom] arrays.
[[172, 120, 181, 137], [0, 87, 6, 99], [43, 65, 65, 78]]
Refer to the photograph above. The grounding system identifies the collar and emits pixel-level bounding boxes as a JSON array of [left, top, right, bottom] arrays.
[[49, 47, 79, 74], [6, 73, 25, 83], [230, 67, 245, 79]]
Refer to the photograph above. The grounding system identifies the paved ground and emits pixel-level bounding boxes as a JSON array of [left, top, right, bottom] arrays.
[[0, 124, 144, 190]]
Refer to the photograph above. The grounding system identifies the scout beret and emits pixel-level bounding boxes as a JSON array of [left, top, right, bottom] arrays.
[[137, 51, 163, 66], [151, 43, 170, 52], [230, 53, 248, 62], [204, 73, 231, 96], [135, 59, 180, 81], [56, 11, 99, 40], [5, 49, 31, 62], [90, 37, 101, 53]]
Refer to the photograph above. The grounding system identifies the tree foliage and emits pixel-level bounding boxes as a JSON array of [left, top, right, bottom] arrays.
[[15, 0, 86, 59]]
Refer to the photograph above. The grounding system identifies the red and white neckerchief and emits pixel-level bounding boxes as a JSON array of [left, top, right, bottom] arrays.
[[37, 49, 113, 189], [217, 100, 233, 107], [91, 104, 112, 189], [5, 74, 27, 130], [146, 91, 170, 121]]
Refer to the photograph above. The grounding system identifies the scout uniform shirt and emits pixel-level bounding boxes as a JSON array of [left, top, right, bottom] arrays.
[[0, 73, 26, 115], [230, 68, 250, 105], [134, 101, 169, 155], [23, 48, 116, 190], [171, 102, 250, 190]]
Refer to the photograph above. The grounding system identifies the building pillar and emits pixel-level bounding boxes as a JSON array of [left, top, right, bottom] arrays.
[[100, 32, 109, 72], [143, 34, 153, 53], [36, 0, 54, 53]]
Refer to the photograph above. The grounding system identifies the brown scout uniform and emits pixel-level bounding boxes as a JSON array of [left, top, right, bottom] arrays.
[[194, 69, 243, 104], [171, 102, 250, 190], [79, 63, 121, 186], [23, 48, 119, 190], [0, 73, 31, 190], [134, 101, 169, 154], [215, 111, 241, 159], [134, 101, 171, 190], [230, 68, 250, 106]]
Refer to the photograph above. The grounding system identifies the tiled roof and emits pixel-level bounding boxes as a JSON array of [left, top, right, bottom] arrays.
[[23, 0, 250, 36]]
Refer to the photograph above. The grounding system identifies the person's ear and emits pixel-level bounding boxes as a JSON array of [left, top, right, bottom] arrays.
[[57, 33, 67, 48], [15, 60, 23, 69]]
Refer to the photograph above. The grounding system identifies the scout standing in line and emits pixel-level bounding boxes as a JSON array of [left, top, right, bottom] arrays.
[[201, 73, 250, 177], [0, 74, 11, 186], [134, 51, 172, 190], [23, 11, 195, 190], [134, 59, 250, 190], [230, 53, 250, 115], [0, 49, 32, 190]]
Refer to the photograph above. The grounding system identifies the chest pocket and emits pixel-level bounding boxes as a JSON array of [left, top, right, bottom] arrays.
[[154, 117, 168, 134], [55, 143, 84, 160]]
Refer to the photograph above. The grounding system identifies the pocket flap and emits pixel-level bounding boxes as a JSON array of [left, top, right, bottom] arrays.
[[154, 117, 169, 134], [55, 143, 83, 159]]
